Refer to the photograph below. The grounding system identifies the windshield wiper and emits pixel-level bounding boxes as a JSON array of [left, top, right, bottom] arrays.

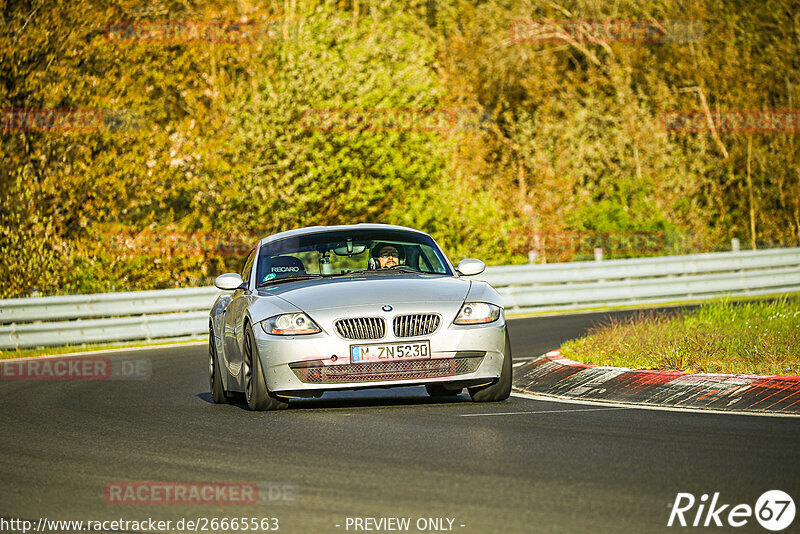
[[384, 267, 419, 274], [324, 267, 420, 276], [324, 269, 373, 276], [258, 274, 323, 287]]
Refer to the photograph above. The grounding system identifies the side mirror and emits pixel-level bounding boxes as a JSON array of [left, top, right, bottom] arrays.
[[215, 273, 244, 290], [456, 258, 485, 276]]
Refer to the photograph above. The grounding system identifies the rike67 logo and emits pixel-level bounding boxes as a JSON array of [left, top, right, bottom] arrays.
[[668, 490, 795, 531]]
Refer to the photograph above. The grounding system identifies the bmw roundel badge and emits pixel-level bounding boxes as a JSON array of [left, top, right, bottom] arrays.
[[382, 305, 393, 312]]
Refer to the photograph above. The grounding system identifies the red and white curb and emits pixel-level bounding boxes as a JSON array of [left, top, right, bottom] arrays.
[[512, 350, 800, 414]]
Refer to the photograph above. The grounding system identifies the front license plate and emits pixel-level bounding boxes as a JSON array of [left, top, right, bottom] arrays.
[[350, 341, 431, 364]]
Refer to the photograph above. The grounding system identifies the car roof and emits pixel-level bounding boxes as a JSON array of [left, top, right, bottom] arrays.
[[257, 224, 430, 247]]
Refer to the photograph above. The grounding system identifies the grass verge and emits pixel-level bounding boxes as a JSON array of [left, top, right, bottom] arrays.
[[561, 296, 800, 376], [0, 338, 204, 360]]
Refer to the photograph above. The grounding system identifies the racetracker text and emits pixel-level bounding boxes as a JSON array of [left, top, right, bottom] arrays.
[[0, 517, 279, 533]]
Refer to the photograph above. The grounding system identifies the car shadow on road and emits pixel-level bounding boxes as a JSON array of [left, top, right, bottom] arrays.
[[196, 386, 472, 410]]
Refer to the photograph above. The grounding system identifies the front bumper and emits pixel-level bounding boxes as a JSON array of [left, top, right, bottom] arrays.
[[252, 314, 507, 396]]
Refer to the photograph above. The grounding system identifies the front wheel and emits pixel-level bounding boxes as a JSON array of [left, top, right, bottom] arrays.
[[209, 328, 227, 404], [468, 331, 512, 402], [243, 325, 288, 411]]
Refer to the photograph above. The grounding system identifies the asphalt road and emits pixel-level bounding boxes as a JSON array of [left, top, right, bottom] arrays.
[[1, 309, 799, 533]]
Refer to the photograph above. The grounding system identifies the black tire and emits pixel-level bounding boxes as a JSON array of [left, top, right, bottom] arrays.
[[468, 331, 512, 402], [243, 324, 288, 411], [425, 384, 461, 397], [209, 328, 227, 404]]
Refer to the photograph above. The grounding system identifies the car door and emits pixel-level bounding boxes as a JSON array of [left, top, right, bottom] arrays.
[[223, 247, 256, 376]]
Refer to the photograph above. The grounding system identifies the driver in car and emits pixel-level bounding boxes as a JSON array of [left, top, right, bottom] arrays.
[[372, 243, 403, 269]]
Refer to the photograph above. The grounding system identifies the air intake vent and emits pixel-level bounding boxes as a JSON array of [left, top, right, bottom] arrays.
[[335, 317, 385, 340], [290, 355, 484, 384], [393, 313, 440, 338]]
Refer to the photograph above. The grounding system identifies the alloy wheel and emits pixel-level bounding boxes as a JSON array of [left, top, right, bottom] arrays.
[[244, 333, 253, 402]]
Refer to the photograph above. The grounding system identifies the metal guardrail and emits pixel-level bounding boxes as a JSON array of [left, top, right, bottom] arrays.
[[0, 287, 221, 350], [480, 248, 800, 312], [1, 248, 799, 349]]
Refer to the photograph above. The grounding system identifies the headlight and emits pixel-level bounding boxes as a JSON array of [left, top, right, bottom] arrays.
[[261, 313, 321, 335], [453, 302, 501, 325]]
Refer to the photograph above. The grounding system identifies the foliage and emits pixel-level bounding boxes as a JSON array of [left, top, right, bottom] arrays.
[[1, 0, 798, 297]]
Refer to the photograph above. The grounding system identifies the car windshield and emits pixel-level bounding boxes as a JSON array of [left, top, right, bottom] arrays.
[[256, 229, 453, 286]]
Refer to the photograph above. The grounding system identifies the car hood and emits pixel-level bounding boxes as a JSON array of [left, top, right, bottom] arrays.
[[257, 274, 470, 312]]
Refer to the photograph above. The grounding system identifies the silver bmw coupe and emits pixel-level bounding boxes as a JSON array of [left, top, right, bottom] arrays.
[[208, 224, 511, 410]]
